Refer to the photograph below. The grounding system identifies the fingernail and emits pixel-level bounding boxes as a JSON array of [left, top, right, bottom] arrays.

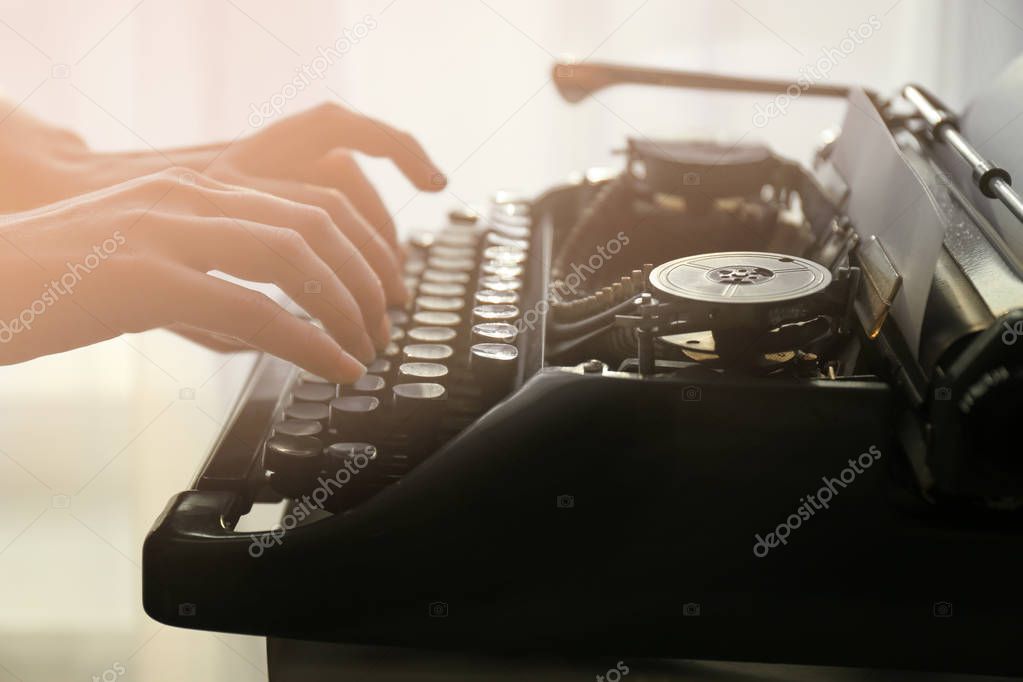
[[331, 350, 366, 384]]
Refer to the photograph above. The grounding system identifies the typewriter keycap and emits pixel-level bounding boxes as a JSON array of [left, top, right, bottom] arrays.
[[329, 395, 380, 439], [404, 260, 426, 276], [387, 310, 410, 326], [273, 419, 323, 438], [431, 245, 477, 261], [472, 322, 519, 344], [292, 382, 338, 403], [475, 289, 519, 306], [485, 232, 529, 251], [472, 304, 520, 325], [435, 230, 478, 248], [348, 374, 387, 395], [408, 231, 436, 250], [390, 327, 406, 344], [284, 401, 330, 426], [490, 223, 531, 240], [298, 371, 332, 385], [480, 262, 523, 279], [407, 326, 458, 343], [418, 281, 467, 298], [264, 434, 324, 481], [422, 269, 471, 284], [366, 358, 391, 374], [478, 276, 522, 292], [470, 342, 519, 400], [398, 362, 450, 384], [403, 343, 454, 362], [393, 382, 447, 409], [449, 207, 479, 224], [382, 342, 401, 360], [483, 245, 527, 265], [428, 256, 476, 272], [412, 311, 462, 327], [416, 296, 465, 313]]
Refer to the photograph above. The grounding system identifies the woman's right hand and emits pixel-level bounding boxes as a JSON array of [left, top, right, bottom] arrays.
[[0, 168, 388, 383]]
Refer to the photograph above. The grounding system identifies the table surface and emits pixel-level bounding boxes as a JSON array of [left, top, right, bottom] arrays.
[[0, 332, 1015, 682]]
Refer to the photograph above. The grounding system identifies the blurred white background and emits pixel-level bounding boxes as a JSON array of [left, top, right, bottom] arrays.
[[0, 1, 1020, 680]]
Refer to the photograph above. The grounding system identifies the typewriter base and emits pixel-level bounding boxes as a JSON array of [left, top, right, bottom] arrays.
[[265, 639, 1007, 682]]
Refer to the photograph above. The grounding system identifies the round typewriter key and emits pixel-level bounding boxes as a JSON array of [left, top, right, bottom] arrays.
[[422, 268, 471, 284], [483, 245, 527, 265], [398, 362, 450, 384], [478, 276, 522, 292], [475, 289, 519, 306], [347, 374, 387, 395], [418, 281, 467, 298], [393, 382, 447, 405], [485, 232, 529, 251], [428, 256, 476, 272], [273, 418, 323, 438], [416, 295, 465, 313], [382, 342, 401, 360], [404, 259, 426, 276], [412, 310, 462, 327], [298, 370, 331, 385], [435, 230, 478, 248], [407, 326, 458, 343], [490, 223, 531, 240], [449, 207, 479, 224], [387, 309, 410, 326], [408, 230, 436, 250], [326, 442, 378, 468], [390, 327, 406, 343], [264, 434, 324, 478], [329, 395, 380, 435], [403, 276, 420, 296], [430, 245, 476, 261], [472, 322, 519, 344], [284, 401, 330, 426], [469, 343, 519, 399], [403, 343, 454, 362], [480, 262, 523, 279], [472, 304, 519, 325], [366, 358, 391, 374], [292, 382, 338, 403]]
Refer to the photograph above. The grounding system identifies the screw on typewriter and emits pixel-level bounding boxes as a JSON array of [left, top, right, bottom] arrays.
[[616, 252, 859, 374]]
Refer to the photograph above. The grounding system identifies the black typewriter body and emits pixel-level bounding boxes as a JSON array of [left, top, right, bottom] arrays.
[[143, 62, 1023, 676]]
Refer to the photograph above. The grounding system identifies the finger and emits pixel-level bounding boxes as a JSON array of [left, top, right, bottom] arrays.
[[223, 172, 405, 304], [157, 178, 392, 347], [165, 322, 253, 353], [300, 149, 400, 251], [165, 268, 367, 383], [146, 212, 377, 362], [255, 102, 445, 191]]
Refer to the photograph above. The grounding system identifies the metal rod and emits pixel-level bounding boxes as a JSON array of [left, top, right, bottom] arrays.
[[553, 61, 863, 104], [903, 84, 1023, 225]]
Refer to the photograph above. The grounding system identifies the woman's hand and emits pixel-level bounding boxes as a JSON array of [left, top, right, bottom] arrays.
[[0, 100, 446, 305], [0, 168, 397, 383]]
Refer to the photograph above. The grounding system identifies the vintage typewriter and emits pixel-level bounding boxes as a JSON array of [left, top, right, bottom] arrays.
[[143, 59, 1023, 676]]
